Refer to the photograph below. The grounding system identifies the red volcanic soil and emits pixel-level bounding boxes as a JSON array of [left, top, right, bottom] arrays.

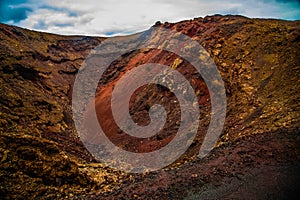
[[93, 129, 299, 199], [0, 15, 299, 199], [85, 49, 211, 154]]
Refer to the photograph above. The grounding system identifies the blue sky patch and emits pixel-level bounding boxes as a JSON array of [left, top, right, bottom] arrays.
[[0, 0, 32, 23]]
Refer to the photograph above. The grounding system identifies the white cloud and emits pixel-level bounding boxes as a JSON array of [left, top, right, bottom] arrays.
[[16, 0, 300, 36]]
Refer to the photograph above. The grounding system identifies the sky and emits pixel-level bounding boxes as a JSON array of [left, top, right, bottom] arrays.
[[0, 0, 299, 36]]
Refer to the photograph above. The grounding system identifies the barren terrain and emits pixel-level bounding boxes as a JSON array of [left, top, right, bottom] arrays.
[[0, 15, 299, 199]]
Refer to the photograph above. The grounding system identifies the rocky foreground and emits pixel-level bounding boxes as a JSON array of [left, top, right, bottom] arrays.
[[0, 15, 299, 199]]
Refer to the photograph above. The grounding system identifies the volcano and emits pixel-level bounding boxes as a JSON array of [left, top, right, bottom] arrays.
[[0, 15, 299, 199]]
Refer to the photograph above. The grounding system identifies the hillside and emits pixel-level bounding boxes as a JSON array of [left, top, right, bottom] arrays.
[[0, 15, 299, 199]]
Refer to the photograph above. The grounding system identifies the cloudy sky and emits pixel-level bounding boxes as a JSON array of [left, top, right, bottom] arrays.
[[0, 0, 299, 36]]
